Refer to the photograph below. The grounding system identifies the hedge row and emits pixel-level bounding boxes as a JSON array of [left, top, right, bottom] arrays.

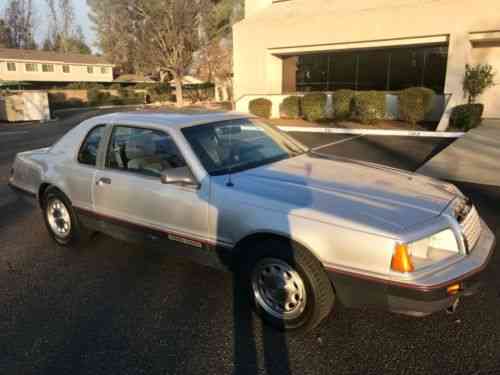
[[248, 87, 437, 126], [352, 91, 386, 124], [87, 88, 145, 107], [249, 98, 272, 118], [398, 87, 435, 126]]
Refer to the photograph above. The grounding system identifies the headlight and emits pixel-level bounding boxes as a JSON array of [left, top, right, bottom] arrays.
[[442, 182, 464, 198], [391, 229, 460, 273]]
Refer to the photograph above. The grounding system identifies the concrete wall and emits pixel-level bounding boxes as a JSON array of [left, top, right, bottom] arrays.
[[471, 42, 500, 118], [48, 89, 89, 103], [0, 91, 50, 122], [0, 61, 113, 83], [234, 0, 500, 126]]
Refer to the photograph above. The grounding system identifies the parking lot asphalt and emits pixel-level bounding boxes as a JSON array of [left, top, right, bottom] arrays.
[[1, 111, 499, 375]]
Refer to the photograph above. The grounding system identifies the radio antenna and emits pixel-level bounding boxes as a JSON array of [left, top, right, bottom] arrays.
[[226, 121, 234, 187]]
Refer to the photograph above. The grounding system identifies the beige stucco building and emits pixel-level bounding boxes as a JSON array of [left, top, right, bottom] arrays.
[[0, 48, 114, 84], [233, 0, 500, 128]]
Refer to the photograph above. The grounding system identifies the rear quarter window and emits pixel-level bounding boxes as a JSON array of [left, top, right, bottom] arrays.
[[78, 125, 105, 166]]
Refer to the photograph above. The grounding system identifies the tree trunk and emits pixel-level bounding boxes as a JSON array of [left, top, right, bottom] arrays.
[[174, 75, 184, 107]]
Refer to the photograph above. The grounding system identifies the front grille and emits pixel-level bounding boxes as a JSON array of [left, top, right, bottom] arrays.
[[460, 206, 481, 251]]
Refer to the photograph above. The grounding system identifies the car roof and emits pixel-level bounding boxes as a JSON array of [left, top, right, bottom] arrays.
[[94, 111, 254, 129]]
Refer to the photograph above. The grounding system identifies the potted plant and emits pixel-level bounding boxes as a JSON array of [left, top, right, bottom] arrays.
[[451, 64, 495, 130]]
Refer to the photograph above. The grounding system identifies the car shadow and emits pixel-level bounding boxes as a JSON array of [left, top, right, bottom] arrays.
[[206, 120, 316, 374]]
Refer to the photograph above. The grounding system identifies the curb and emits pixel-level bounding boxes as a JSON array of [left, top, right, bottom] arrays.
[[53, 104, 147, 116], [277, 126, 465, 138]]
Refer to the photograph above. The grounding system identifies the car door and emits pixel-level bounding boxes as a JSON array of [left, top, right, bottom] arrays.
[[64, 123, 107, 214], [92, 124, 212, 261]]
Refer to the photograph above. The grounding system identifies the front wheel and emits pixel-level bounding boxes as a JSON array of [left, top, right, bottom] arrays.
[[244, 239, 335, 332]]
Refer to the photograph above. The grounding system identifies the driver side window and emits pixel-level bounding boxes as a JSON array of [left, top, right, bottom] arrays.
[[106, 126, 187, 177]]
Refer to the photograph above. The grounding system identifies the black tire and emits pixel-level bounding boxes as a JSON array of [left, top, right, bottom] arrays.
[[41, 187, 90, 247], [241, 237, 335, 332]]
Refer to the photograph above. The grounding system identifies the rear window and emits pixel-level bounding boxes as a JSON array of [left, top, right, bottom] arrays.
[[78, 125, 105, 166]]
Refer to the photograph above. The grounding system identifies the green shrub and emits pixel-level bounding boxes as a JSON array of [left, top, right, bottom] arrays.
[[280, 96, 301, 118], [147, 83, 172, 102], [48, 94, 85, 110], [332, 89, 356, 119], [450, 104, 484, 130], [117, 86, 129, 98], [463, 64, 495, 103], [416, 87, 435, 114], [67, 82, 105, 90], [249, 98, 272, 118], [87, 87, 103, 106], [302, 93, 326, 121], [109, 83, 123, 91], [351, 91, 386, 124], [87, 88, 144, 106], [398, 87, 436, 126]]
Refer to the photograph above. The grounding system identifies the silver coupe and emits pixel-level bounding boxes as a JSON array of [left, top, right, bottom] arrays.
[[9, 112, 495, 331]]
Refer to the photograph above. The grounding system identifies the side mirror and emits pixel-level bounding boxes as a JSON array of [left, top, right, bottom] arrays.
[[160, 167, 199, 188]]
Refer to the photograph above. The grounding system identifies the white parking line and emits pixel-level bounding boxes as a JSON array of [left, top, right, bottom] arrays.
[[0, 131, 29, 136], [279, 126, 465, 138], [313, 135, 364, 150]]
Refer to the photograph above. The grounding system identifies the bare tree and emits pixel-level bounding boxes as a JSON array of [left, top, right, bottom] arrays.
[[0, 19, 12, 47], [88, 0, 146, 74], [131, 0, 203, 106], [194, 0, 243, 101], [201, 0, 243, 41], [45, 0, 90, 54], [4, 0, 36, 49], [193, 38, 233, 100]]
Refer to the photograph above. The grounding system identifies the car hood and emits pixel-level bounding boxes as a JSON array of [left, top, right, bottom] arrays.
[[234, 153, 457, 236]]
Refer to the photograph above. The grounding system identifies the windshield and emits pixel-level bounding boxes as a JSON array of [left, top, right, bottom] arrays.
[[181, 118, 308, 176]]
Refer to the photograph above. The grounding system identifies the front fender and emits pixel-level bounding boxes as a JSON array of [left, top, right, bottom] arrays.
[[228, 205, 396, 278]]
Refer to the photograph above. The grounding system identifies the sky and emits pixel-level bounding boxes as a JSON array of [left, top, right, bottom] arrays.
[[32, 0, 96, 50]]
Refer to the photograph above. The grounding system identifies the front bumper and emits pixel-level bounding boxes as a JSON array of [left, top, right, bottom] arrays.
[[326, 220, 496, 316]]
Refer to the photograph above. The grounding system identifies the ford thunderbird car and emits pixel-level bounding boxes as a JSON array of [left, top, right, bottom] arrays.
[[9, 112, 495, 331]]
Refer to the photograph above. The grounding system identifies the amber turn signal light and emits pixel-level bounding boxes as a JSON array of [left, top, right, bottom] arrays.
[[391, 244, 415, 273], [447, 283, 461, 295]]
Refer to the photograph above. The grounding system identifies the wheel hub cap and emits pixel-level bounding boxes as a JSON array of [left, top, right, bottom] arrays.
[[251, 258, 307, 320], [46, 199, 71, 238]]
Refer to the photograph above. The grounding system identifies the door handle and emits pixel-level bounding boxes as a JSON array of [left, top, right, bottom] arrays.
[[96, 177, 111, 186]]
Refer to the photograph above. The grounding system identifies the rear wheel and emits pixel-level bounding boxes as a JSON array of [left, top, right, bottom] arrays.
[[242, 238, 335, 332], [42, 187, 90, 247]]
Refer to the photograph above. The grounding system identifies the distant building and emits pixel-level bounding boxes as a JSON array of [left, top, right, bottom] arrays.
[[234, 0, 500, 127], [0, 48, 114, 84]]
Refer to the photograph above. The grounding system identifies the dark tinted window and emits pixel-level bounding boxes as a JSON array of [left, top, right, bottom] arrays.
[[106, 126, 186, 177], [389, 48, 425, 90], [357, 50, 389, 90], [422, 46, 448, 93], [296, 54, 329, 91], [78, 125, 105, 166], [293, 44, 448, 93], [330, 53, 357, 90]]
